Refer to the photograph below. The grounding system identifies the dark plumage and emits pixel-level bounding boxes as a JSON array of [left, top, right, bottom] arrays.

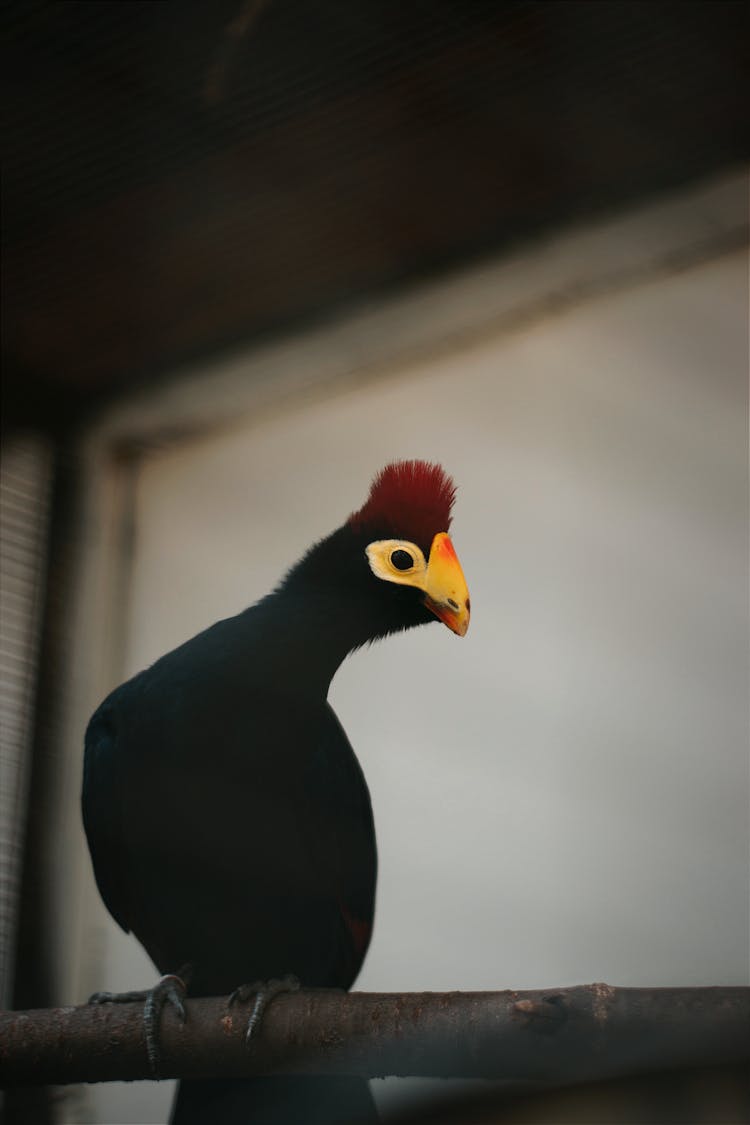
[[82, 460, 469, 1124]]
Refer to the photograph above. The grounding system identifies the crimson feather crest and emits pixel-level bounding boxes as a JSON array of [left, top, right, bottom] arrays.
[[348, 460, 456, 548]]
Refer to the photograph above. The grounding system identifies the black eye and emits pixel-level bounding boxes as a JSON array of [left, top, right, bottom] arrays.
[[390, 549, 414, 571]]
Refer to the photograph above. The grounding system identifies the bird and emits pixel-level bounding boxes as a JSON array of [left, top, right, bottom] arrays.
[[82, 459, 470, 1125]]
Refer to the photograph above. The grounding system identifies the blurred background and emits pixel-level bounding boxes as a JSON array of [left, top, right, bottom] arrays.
[[2, 3, 748, 1123]]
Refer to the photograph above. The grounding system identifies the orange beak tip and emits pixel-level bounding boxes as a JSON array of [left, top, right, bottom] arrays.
[[425, 597, 470, 636]]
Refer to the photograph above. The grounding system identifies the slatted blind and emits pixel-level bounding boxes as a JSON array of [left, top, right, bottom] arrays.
[[0, 434, 53, 1007]]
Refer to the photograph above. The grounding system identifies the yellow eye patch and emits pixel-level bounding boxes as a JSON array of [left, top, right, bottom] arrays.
[[365, 539, 427, 589]]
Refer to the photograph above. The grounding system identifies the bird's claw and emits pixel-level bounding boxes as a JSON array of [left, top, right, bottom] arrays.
[[88, 971, 189, 1078], [89, 987, 150, 1004], [228, 973, 300, 1045], [143, 973, 188, 1077]]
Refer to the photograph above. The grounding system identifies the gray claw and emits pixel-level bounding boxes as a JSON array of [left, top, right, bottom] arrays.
[[89, 988, 148, 1004], [227, 974, 300, 1045], [143, 973, 188, 1077], [86, 972, 189, 1077]]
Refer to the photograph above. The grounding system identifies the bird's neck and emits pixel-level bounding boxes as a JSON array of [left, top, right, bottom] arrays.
[[242, 587, 378, 700]]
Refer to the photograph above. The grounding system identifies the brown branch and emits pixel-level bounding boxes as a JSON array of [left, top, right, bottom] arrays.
[[1, 985, 748, 1087]]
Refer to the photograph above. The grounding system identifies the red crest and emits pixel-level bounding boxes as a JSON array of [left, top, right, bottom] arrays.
[[348, 460, 456, 547]]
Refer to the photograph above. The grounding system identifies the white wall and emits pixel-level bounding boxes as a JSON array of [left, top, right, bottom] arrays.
[[64, 176, 748, 1124]]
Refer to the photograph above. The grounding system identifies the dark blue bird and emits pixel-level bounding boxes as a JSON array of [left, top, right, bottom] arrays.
[[82, 460, 469, 1124]]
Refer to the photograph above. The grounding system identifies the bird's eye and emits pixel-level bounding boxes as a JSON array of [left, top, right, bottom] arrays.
[[390, 549, 414, 571]]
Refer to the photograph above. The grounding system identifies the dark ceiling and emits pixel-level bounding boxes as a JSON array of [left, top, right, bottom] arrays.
[[3, 1, 748, 430]]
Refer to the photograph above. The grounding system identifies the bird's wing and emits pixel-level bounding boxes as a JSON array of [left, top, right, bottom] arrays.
[[301, 704, 377, 975], [82, 696, 132, 934]]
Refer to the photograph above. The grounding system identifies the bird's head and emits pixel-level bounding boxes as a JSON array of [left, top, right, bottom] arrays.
[[347, 460, 470, 638], [281, 460, 470, 648]]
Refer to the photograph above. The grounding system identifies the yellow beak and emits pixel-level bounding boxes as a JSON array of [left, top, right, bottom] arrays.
[[422, 532, 470, 636]]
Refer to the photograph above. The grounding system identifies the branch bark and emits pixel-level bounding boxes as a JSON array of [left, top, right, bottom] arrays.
[[1, 985, 748, 1087]]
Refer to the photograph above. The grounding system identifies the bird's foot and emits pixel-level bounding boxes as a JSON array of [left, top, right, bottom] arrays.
[[89, 968, 190, 1077], [228, 973, 301, 1045]]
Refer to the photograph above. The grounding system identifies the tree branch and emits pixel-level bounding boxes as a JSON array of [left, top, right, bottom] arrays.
[[1, 985, 748, 1087]]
